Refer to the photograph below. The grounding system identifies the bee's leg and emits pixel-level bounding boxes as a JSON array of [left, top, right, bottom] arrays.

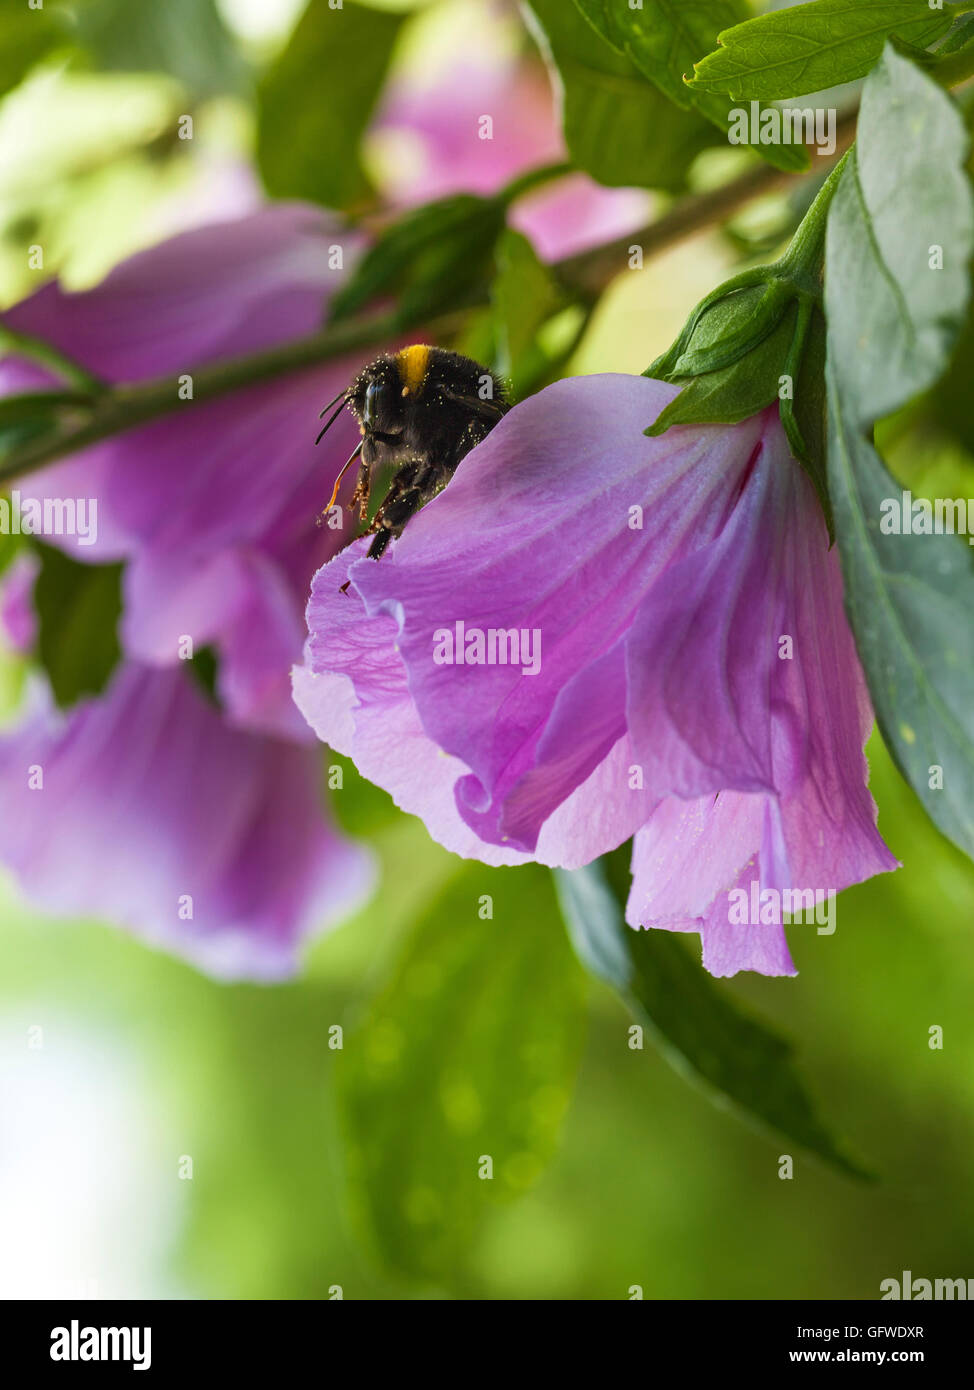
[[367, 483, 424, 559], [319, 435, 370, 527], [350, 461, 371, 521], [366, 528, 393, 561], [350, 436, 381, 522]]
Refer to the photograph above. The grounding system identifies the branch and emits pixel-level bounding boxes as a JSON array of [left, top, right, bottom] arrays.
[[0, 131, 857, 488], [558, 111, 858, 297]]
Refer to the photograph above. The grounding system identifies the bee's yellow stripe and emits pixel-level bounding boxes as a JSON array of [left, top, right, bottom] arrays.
[[396, 343, 431, 396]]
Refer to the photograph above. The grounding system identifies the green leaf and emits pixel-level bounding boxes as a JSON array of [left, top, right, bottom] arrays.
[[76, 0, 247, 99], [825, 46, 974, 858], [0, 526, 23, 577], [690, 0, 952, 101], [187, 644, 220, 709], [571, 0, 808, 172], [827, 369, 974, 858], [0, 0, 69, 98], [330, 194, 507, 323], [257, 0, 404, 212], [491, 228, 569, 398], [573, 0, 747, 106], [493, 230, 563, 367], [555, 859, 871, 1179], [843, 63, 974, 384], [825, 46, 974, 425], [938, 10, 974, 57], [338, 863, 586, 1283], [32, 543, 123, 709], [935, 307, 974, 457], [525, 0, 723, 190]]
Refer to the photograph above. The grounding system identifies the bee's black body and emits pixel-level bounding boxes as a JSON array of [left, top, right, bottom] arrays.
[[319, 345, 509, 559]]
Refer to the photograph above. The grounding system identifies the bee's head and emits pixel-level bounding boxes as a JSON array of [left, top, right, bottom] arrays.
[[349, 346, 432, 436]]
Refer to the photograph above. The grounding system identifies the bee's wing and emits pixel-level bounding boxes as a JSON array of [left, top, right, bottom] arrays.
[[438, 388, 508, 424]]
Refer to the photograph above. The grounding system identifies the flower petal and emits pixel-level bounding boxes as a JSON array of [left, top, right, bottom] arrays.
[[0, 551, 39, 654], [350, 376, 763, 854], [626, 414, 790, 798], [627, 792, 797, 977], [0, 664, 373, 979], [294, 373, 898, 979], [3, 203, 352, 379], [294, 541, 528, 866]]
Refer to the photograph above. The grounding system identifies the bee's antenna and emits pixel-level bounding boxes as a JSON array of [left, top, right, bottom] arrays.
[[317, 440, 364, 525], [315, 394, 350, 446], [319, 389, 348, 419]]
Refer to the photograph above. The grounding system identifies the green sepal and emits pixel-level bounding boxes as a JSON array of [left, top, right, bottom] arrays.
[[644, 277, 833, 540], [671, 278, 792, 377], [783, 300, 833, 541], [646, 293, 798, 432], [641, 154, 855, 534]]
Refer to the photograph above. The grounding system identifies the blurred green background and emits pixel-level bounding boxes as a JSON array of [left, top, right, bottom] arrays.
[[4, 740, 974, 1299], [1, 0, 973, 1301]]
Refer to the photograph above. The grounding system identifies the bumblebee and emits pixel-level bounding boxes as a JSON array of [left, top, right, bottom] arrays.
[[316, 345, 509, 559]]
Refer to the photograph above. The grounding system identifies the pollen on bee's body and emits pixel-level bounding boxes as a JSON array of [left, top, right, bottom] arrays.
[[396, 344, 431, 397]]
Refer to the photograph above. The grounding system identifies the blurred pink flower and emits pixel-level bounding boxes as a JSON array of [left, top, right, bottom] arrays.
[[0, 203, 368, 739], [0, 661, 371, 980], [370, 55, 649, 261], [0, 204, 377, 975], [0, 552, 39, 653]]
